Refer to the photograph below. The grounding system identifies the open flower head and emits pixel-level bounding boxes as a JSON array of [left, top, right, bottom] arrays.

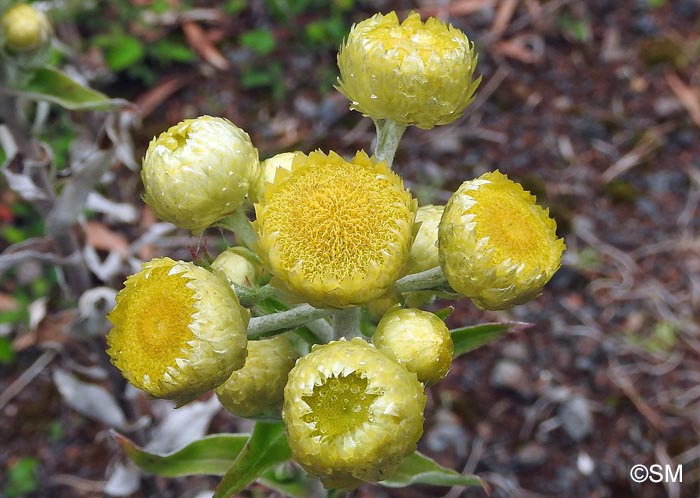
[[1, 3, 52, 53], [254, 150, 416, 308], [142, 116, 260, 234], [336, 11, 480, 129], [373, 307, 453, 384], [215, 335, 298, 419], [438, 171, 566, 310], [404, 204, 444, 275], [283, 338, 426, 489], [107, 258, 249, 406]]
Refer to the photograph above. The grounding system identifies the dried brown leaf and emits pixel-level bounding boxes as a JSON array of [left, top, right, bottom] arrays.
[[490, 0, 519, 37], [85, 221, 129, 256], [665, 72, 700, 127], [418, 0, 494, 17], [182, 21, 229, 71]]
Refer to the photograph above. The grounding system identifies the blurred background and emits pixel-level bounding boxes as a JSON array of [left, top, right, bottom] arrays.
[[1, 0, 699, 497]]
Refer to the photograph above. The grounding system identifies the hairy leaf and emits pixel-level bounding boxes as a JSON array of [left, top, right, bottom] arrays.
[[114, 432, 248, 477], [380, 452, 483, 488], [214, 421, 291, 498], [452, 321, 531, 357]]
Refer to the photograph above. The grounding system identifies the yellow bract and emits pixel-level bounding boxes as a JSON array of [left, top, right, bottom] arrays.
[[254, 150, 416, 308], [141, 116, 260, 234], [438, 170, 566, 310], [107, 258, 249, 406], [337, 11, 480, 129], [283, 338, 425, 489]]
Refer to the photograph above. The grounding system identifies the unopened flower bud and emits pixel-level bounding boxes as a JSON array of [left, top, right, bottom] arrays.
[[404, 204, 444, 275], [337, 11, 480, 129], [215, 335, 298, 419], [438, 170, 566, 310], [283, 338, 425, 489], [106, 258, 249, 406], [1, 4, 51, 53], [211, 247, 260, 288], [142, 116, 260, 233], [373, 307, 453, 384], [250, 151, 298, 203]]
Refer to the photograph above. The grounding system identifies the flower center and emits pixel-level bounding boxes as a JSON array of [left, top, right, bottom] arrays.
[[302, 372, 382, 439], [264, 160, 408, 281], [470, 185, 552, 270], [110, 266, 197, 388]]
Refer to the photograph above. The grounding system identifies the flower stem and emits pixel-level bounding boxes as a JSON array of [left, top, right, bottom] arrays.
[[233, 283, 276, 307], [217, 208, 257, 249], [332, 308, 361, 339], [248, 304, 334, 339], [373, 118, 407, 167], [395, 266, 449, 293]]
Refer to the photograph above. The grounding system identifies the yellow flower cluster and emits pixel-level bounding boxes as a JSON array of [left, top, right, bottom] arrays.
[[107, 9, 566, 493]]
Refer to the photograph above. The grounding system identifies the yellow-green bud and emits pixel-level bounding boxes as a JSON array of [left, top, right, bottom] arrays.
[[1, 4, 51, 53], [106, 258, 249, 406], [438, 170, 566, 310], [211, 247, 260, 287], [336, 11, 480, 129], [283, 338, 425, 489], [141, 116, 260, 234], [373, 307, 453, 384], [215, 335, 298, 419], [250, 151, 298, 203], [404, 204, 444, 275]]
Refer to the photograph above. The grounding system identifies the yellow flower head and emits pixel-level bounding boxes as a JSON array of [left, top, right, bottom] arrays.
[[142, 116, 260, 234], [211, 247, 260, 288], [254, 150, 416, 308], [1, 4, 52, 53], [283, 338, 426, 489], [404, 204, 444, 275], [373, 307, 453, 384], [107, 258, 249, 406], [215, 335, 298, 419], [438, 170, 566, 310], [336, 11, 480, 129]]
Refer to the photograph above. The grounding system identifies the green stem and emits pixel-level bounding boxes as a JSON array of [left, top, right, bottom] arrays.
[[373, 118, 407, 167], [247, 304, 334, 339], [395, 266, 449, 293], [332, 308, 361, 339], [217, 208, 257, 249], [233, 283, 276, 307]]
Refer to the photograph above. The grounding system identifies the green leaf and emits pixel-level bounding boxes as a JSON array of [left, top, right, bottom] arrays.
[[114, 432, 249, 477], [241, 29, 277, 56], [380, 452, 482, 489], [241, 69, 273, 88], [433, 306, 454, 321], [214, 421, 292, 498], [0, 336, 15, 364], [150, 39, 196, 63], [102, 34, 145, 71], [19, 67, 126, 110], [259, 463, 322, 498], [4, 457, 39, 497], [452, 322, 531, 357]]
